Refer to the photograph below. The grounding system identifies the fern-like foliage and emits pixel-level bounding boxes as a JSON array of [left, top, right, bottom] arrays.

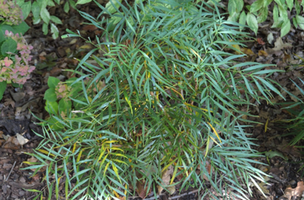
[[24, 0, 284, 199]]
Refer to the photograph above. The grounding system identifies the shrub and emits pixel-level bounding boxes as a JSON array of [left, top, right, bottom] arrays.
[[25, 0, 284, 199], [0, 0, 34, 101], [0, 0, 24, 25]]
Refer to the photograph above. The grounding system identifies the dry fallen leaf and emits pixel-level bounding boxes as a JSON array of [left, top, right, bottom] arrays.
[[257, 38, 265, 45], [157, 165, 175, 195], [267, 37, 292, 54], [282, 181, 304, 200], [240, 48, 255, 56], [258, 50, 268, 57], [136, 172, 150, 199], [136, 179, 149, 199], [16, 133, 29, 146]]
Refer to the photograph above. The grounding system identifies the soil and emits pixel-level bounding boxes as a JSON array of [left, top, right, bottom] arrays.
[[1, 1, 304, 200]]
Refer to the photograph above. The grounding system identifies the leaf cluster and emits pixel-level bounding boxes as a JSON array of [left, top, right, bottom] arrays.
[[223, 0, 304, 36], [26, 0, 283, 199]]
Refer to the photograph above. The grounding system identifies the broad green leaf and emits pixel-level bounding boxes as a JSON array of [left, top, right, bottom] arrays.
[[45, 101, 58, 115], [235, 0, 244, 12], [273, 5, 279, 21], [228, 11, 240, 22], [64, 2, 70, 13], [293, 17, 298, 28], [44, 88, 57, 102], [257, 7, 268, 23], [40, 8, 51, 24], [105, 0, 122, 14], [15, 0, 24, 6], [281, 20, 290, 37], [264, 0, 273, 7], [1, 38, 17, 55], [58, 99, 72, 113], [51, 23, 59, 39], [0, 82, 7, 101], [274, 0, 283, 6], [296, 15, 304, 29], [239, 11, 246, 31], [0, 25, 14, 43], [47, 0, 55, 6], [247, 13, 258, 35], [250, 0, 264, 13], [286, 0, 293, 11], [50, 16, 62, 24], [228, 0, 237, 16], [31, 2, 40, 19], [47, 77, 60, 88], [12, 21, 30, 34], [278, 4, 288, 19], [22, 1, 32, 19], [42, 23, 48, 35], [76, 0, 92, 5], [295, 0, 301, 15], [271, 17, 284, 28]]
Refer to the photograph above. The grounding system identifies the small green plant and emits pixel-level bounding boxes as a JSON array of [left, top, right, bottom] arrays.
[[14, 0, 95, 39], [25, 0, 284, 199], [43, 76, 83, 130], [0, 0, 34, 101], [224, 0, 304, 36]]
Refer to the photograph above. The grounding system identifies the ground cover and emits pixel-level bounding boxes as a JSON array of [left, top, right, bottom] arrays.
[[0, 0, 304, 200]]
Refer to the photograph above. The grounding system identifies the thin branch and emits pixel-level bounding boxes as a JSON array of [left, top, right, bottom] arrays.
[[5, 161, 16, 182]]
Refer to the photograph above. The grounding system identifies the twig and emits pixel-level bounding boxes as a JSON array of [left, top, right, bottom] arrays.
[[144, 194, 163, 200], [168, 189, 199, 200], [5, 161, 16, 182]]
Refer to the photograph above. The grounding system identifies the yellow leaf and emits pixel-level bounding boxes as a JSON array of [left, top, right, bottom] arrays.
[[99, 154, 109, 170], [112, 162, 121, 183], [207, 122, 222, 143], [77, 148, 84, 162], [72, 143, 76, 153], [113, 190, 120, 198], [265, 118, 269, 133], [104, 162, 110, 176], [38, 149, 55, 157], [97, 149, 106, 162]]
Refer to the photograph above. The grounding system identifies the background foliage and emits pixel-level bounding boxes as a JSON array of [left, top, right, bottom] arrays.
[[12, 0, 304, 39], [223, 0, 304, 37]]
